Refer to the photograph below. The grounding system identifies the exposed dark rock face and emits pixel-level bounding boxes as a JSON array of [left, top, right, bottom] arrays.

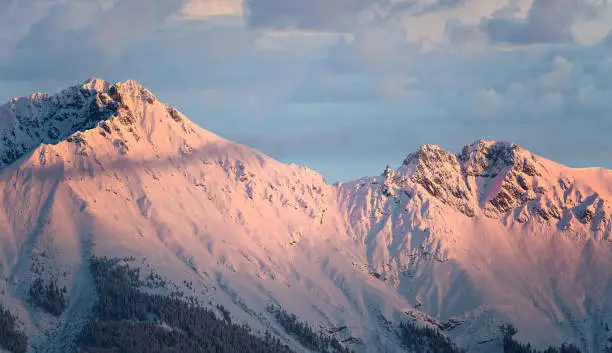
[[0, 78, 190, 171], [459, 140, 539, 178], [0, 80, 119, 168], [379, 140, 611, 231], [403, 144, 477, 217], [167, 106, 183, 122]]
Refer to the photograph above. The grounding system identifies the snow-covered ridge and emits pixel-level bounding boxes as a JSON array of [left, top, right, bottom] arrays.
[[0, 78, 358, 352], [0, 77, 204, 168], [458, 140, 538, 177], [0, 78, 119, 168], [0, 78, 610, 353], [337, 140, 611, 351], [348, 139, 611, 233]]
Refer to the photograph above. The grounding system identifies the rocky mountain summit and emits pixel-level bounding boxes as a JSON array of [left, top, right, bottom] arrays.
[[356, 139, 610, 234], [0, 78, 117, 167]]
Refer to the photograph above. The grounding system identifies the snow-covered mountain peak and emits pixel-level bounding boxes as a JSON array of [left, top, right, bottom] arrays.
[[458, 139, 540, 178], [0, 80, 610, 353], [401, 139, 542, 180], [402, 143, 458, 169], [0, 80, 119, 169], [8, 78, 332, 231], [0, 78, 212, 171], [343, 140, 611, 231], [391, 143, 478, 216], [81, 77, 112, 92], [0, 79, 401, 353], [338, 141, 611, 351]]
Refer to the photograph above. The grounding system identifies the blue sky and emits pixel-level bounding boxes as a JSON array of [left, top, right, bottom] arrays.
[[1, 0, 611, 182]]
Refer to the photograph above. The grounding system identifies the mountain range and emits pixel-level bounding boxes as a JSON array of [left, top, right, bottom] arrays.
[[0, 78, 610, 353]]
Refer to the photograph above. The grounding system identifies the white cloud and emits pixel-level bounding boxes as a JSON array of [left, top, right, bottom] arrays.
[[0, 0, 611, 180], [398, 0, 514, 43], [480, 0, 607, 45], [179, 0, 244, 19], [573, 5, 612, 44], [0, 0, 60, 63]]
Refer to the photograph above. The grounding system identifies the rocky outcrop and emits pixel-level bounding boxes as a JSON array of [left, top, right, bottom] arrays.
[[459, 140, 540, 178], [0, 80, 121, 167], [0, 78, 120, 168], [359, 140, 611, 232], [402, 144, 477, 217]]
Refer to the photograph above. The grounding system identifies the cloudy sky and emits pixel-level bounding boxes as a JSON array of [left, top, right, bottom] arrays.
[[1, 0, 611, 181]]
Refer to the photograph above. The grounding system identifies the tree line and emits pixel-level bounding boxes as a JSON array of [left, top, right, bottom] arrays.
[[75, 256, 296, 353], [500, 323, 590, 353], [0, 303, 28, 353], [268, 305, 354, 353], [28, 277, 67, 316], [397, 320, 466, 353]]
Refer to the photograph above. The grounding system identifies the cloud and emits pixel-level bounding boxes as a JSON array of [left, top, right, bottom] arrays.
[[0, 0, 308, 90], [0, 1, 171, 81], [178, 0, 244, 19], [325, 22, 416, 73], [445, 18, 486, 46], [296, 22, 612, 177], [423, 0, 470, 11], [392, 0, 472, 15], [0, 0, 611, 182], [0, 0, 61, 63], [245, 0, 386, 31], [244, 0, 477, 32], [393, 0, 511, 44], [480, 0, 604, 45]]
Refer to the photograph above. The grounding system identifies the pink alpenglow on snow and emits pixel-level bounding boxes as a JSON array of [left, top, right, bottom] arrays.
[[0, 79, 609, 353]]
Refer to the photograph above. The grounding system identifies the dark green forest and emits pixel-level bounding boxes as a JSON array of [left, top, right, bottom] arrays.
[[74, 257, 295, 353], [268, 305, 353, 353], [0, 303, 28, 353], [397, 320, 466, 353], [3, 257, 605, 353], [28, 277, 67, 316]]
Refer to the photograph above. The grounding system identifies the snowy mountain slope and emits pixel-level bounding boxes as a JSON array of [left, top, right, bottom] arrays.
[[0, 78, 609, 353], [0, 78, 430, 353], [0, 78, 115, 169], [338, 141, 612, 352]]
